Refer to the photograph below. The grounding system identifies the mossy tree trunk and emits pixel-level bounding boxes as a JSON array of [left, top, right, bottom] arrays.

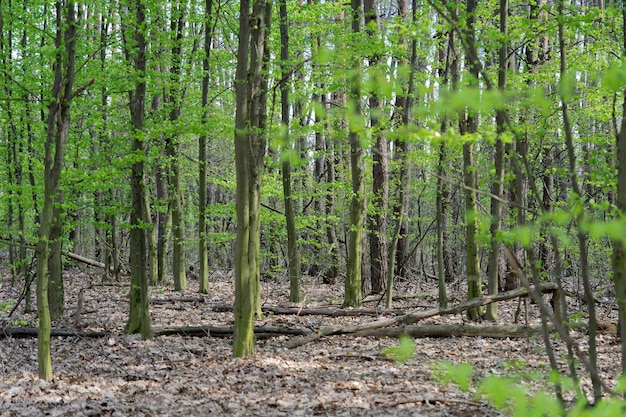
[[278, 0, 301, 303], [344, 0, 365, 309], [48, 192, 64, 321], [233, 0, 271, 357], [37, 0, 77, 381], [123, 0, 152, 339], [461, 0, 483, 321]]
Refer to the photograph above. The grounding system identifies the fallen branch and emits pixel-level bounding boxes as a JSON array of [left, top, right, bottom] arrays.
[[354, 323, 551, 338], [66, 252, 106, 269], [287, 282, 558, 348], [1, 327, 111, 338], [1, 325, 312, 340], [211, 303, 397, 317], [152, 325, 312, 338]]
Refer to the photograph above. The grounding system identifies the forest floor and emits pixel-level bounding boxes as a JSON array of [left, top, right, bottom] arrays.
[[0, 267, 622, 416]]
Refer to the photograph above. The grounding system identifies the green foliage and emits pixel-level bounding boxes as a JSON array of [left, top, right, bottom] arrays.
[[381, 335, 415, 363], [0, 301, 14, 315]]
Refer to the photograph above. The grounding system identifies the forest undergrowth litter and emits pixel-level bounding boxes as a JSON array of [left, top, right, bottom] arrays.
[[0, 267, 622, 416]]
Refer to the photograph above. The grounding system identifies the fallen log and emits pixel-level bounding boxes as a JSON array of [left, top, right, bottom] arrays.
[[1, 325, 312, 340], [354, 324, 549, 339], [1, 327, 111, 338], [211, 303, 398, 317], [286, 282, 558, 348], [66, 252, 106, 269], [152, 325, 312, 338]]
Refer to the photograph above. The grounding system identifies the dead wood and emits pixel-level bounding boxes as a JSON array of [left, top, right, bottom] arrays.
[[1, 327, 111, 338], [211, 303, 397, 317], [354, 323, 550, 338], [287, 282, 558, 348], [362, 292, 434, 303], [1, 325, 312, 339], [66, 252, 106, 269], [151, 297, 207, 304], [152, 325, 312, 338]]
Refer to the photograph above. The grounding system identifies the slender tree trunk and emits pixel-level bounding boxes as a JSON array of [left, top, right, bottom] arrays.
[[344, 0, 365, 308], [165, 1, 187, 291], [460, 0, 483, 320], [124, 0, 152, 339], [613, 4, 626, 380], [48, 192, 64, 321], [198, 0, 215, 294], [557, 0, 600, 401], [37, 0, 77, 381], [387, 0, 415, 308], [484, 0, 507, 322], [364, 0, 388, 296], [233, 0, 271, 357], [279, 0, 301, 302]]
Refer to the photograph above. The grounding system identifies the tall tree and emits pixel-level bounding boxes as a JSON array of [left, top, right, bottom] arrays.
[[123, 0, 152, 338], [164, 0, 187, 291], [233, 0, 272, 357], [344, 0, 366, 308], [612, 1, 626, 378], [279, 0, 300, 302], [198, 0, 216, 294], [484, 0, 507, 322], [460, 0, 483, 320], [365, 0, 388, 295], [36, 0, 77, 381]]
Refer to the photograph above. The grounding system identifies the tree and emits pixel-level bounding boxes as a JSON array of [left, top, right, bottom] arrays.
[[365, 0, 388, 296], [233, 0, 272, 357], [484, 0, 507, 322], [344, 0, 366, 308], [461, 0, 483, 320], [279, 0, 301, 303], [36, 0, 78, 381], [123, 0, 152, 339]]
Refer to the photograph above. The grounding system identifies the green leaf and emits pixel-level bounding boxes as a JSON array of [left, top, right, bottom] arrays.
[[381, 335, 415, 363]]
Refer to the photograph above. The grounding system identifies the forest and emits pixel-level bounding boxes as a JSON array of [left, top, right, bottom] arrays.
[[1, 0, 626, 415]]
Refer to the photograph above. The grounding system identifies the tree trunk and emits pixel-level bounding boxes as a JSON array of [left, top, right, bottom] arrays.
[[198, 0, 215, 295], [364, 0, 388, 296], [48, 192, 64, 321], [462, 0, 483, 321], [344, 0, 365, 308], [37, 0, 77, 381], [484, 0, 507, 322], [279, 0, 301, 303], [123, 0, 152, 339], [613, 4, 626, 380], [166, 2, 187, 292], [233, 0, 271, 357]]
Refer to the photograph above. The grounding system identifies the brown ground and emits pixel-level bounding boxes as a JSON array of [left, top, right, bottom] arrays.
[[0, 268, 621, 416]]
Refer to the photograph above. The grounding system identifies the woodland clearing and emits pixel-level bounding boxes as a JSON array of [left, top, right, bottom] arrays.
[[0, 269, 621, 417]]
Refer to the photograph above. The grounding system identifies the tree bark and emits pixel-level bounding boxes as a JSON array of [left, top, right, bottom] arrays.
[[279, 0, 301, 303], [288, 283, 558, 348], [484, 0, 507, 322], [613, 3, 626, 380], [36, 0, 77, 381], [461, 0, 483, 321], [123, 0, 152, 339], [344, 0, 365, 308], [364, 0, 388, 296], [198, 0, 215, 295], [233, 0, 271, 357]]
